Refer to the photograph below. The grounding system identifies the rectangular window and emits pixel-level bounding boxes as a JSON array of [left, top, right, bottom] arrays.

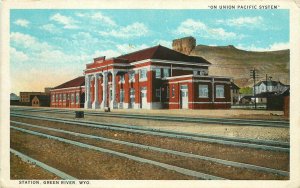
[[155, 68, 161, 78], [199, 70, 205, 76], [129, 72, 135, 81], [199, 85, 209, 98], [130, 88, 135, 96], [63, 94, 66, 101], [139, 69, 147, 80], [59, 94, 62, 101], [216, 85, 225, 98], [120, 89, 124, 103], [52, 95, 55, 102], [172, 85, 175, 98], [193, 70, 198, 75], [163, 68, 170, 78], [120, 75, 125, 83], [71, 93, 75, 103], [56, 94, 58, 102], [76, 93, 79, 104], [140, 87, 147, 98], [156, 89, 161, 98], [166, 86, 169, 98]]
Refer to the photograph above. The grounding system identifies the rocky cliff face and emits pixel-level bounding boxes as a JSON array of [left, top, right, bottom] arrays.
[[172, 37, 290, 88], [172, 36, 196, 55]]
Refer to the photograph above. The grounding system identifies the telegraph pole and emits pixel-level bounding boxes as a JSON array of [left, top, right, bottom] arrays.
[[250, 69, 258, 109], [266, 74, 268, 92]]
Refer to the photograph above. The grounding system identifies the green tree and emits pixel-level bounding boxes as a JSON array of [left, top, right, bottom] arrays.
[[239, 87, 253, 95]]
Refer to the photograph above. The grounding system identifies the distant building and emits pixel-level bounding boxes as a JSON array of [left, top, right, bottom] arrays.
[[255, 92, 275, 104], [44, 87, 53, 94], [30, 95, 50, 107], [50, 76, 85, 108], [19, 92, 43, 102], [10, 93, 19, 101], [254, 81, 289, 95], [239, 95, 253, 104], [267, 88, 290, 111], [230, 82, 240, 104]]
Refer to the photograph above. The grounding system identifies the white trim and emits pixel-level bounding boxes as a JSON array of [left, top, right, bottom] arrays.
[[139, 78, 147, 82], [132, 65, 151, 71], [163, 102, 179, 104], [188, 102, 231, 104], [151, 59, 210, 67], [150, 102, 163, 109], [85, 63, 129, 72], [195, 75, 232, 79], [130, 59, 210, 67], [214, 81, 231, 84], [168, 80, 190, 84], [150, 65, 208, 73], [163, 74, 193, 80], [50, 86, 82, 92], [129, 59, 150, 66]]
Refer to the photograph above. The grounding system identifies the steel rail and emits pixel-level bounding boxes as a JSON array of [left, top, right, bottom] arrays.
[[11, 113, 290, 152], [10, 148, 77, 180], [11, 120, 289, 177], [11, 126, 226, 180], [10, 107, 289, 127]]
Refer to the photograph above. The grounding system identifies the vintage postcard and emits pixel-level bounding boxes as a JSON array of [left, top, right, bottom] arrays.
[[1, 0, 300, 187]]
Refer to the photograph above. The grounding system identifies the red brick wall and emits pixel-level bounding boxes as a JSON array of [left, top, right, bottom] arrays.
[[50, 87, 84, 108]]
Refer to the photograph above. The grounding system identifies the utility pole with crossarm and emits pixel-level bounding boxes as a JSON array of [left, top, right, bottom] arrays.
[[250, 69, 259, 109]]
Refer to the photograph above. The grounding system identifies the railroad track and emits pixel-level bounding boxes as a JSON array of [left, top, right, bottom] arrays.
[[10, 112, 289, 152], [10, 149, 77, 180], [10, 107, 289, 128], [10, 112, 289, 180]]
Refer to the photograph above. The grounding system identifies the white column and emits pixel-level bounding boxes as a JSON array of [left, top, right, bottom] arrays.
[[110, 70, 118, 109], [101, 72, 107, 108], [92, 73, 100, 109], [84, 75, 92, 109]]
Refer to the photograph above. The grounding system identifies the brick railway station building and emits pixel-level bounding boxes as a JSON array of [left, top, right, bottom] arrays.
[[50, 76, 85, 108], [83, 45, 231, 110]]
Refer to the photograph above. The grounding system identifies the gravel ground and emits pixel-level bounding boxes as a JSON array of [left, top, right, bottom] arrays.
[[16, 111, 289, 142], [11, 130, 196, 180], [12, 122, 287, 180], [11, 106, 287, 120], [11, 117, 289, 172], [10, 154, 60, 180]]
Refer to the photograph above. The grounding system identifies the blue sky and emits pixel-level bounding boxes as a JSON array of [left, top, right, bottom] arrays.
[[10, 9, 289, 94]]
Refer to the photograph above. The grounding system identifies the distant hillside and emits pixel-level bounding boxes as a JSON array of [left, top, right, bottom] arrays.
[[190, 45, 290, 88]]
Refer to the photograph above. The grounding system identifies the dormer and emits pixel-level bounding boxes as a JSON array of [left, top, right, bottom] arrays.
[[94, 56, 106, 63]]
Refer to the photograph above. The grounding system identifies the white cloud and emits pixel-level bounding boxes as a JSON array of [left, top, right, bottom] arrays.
[[50, 13, 78, 29], [116, 43, 149, 54], [10, 32, 53, 51], [217, 16, 263, 27], [90, 43, 149, 59], [175, 19, 241, 40], [10, 47, 29, 63], [99, 22, 149, 38], [40, 24, 61, 34], [14, 19, 30, 27], [269, 42, 290, 51], [92, 49, 120, 59], [237, 42, 289, 51], [76, 12, 116, 27], [153, 39, 172, 48], [90, 12, 116, 27], [10, 32, 89, 66]]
